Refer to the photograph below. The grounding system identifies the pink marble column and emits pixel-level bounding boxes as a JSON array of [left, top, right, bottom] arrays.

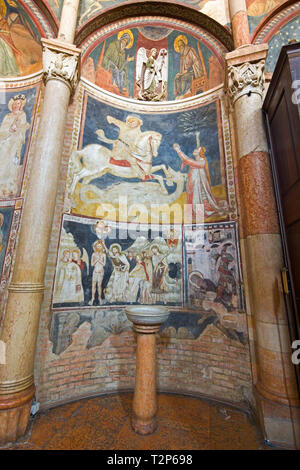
[[132, 324, 160, 435], [125, 306, 169, 435], [226, 45, 300, 449], [229, 0, 251, 48]]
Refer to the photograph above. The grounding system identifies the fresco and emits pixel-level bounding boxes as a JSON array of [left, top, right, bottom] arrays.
[[51, 309, 132, 354], [52, 215, 183, 308], [67, 96, 229, 223], [46, 0, 63, 18], [181, 222, 247, 343], [265, 15, 300, 72], [0, 205, 13, 279], [0, 0, 42, 77], [246, 0, 287, 33], [0, 87, 38, 198], [81, 26, 224, 100], [77, 1, 230, 28]]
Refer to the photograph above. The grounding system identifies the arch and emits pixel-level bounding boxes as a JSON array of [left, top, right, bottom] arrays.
[[75, 1, 234, 51], [251, 0, 300, 43]]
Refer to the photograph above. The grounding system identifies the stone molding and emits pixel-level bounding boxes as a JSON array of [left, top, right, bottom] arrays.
[[42, 38, 81, 94], [227, 59, 266, 104]]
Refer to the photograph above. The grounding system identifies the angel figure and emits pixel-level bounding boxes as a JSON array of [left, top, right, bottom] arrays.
[[136, 47, 168, 101]]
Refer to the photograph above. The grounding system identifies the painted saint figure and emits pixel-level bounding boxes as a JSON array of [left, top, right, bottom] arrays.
[[89, 240, 106, 305], [0, 3, 21, 77], [214, 244, 237, 310], [127, 254, 152, 303], [53, 249, 72, 303], [105, 243, 130, 303], [0, 94, 30, 197], [174, 35, 205, 99], [69, 249, 85, 303], [150, 245, 169, 295], [96, 114, 143, 165], [173, 143, 222, 218], [101, 30, 134, 94]]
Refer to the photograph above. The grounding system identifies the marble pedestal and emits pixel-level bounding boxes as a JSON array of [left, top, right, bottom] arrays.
[[125, 306, 170, 435]]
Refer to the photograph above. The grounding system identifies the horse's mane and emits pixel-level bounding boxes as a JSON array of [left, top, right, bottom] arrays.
[[137, 130, 162, 141]]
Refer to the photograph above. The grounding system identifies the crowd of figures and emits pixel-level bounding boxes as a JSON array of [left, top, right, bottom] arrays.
[[53, 225, 182, 307]]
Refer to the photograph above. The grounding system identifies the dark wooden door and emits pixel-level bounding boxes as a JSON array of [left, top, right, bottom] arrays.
[[263, 43, 300, 391]]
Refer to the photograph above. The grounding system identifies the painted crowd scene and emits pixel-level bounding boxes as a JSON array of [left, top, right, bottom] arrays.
[[53, 217, 183, 307]]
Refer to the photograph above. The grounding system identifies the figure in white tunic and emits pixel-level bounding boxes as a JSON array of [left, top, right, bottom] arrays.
[[105, 244, 129, 303], [0, 94, 30, 197]]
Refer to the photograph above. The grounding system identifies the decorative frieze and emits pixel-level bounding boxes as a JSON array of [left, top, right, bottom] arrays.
[[42, 39, 81, 94]]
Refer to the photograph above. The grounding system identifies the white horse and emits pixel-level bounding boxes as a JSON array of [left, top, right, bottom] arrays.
[[68, 131, 171, 195]]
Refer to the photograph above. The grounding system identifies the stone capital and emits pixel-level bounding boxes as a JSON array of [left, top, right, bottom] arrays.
[[225, 44, 268, 104], [42, 38, 81, 94]]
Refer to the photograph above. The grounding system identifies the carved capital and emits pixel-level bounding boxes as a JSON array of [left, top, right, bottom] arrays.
[[226, 59, 266, 104], [42, 38, 81, 94]]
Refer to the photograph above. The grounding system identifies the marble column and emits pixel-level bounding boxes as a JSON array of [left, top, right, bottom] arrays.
[[229, 0, 251, 48], [226, 45, 300, 449], [0, 0, 80, 444], [132, 323, 160, 435]]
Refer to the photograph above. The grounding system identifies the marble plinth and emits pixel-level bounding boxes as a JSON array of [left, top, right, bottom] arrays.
[[125, 306, 170, 435]]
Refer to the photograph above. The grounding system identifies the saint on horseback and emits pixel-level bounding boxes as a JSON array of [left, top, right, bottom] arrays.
[[68, 114, 172, 196]]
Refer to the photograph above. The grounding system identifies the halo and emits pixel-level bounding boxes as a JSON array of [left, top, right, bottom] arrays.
[[118, 29, 134, 49], [174, 35, 188, 53], [8, 96, 26, 112], [126, 114, 143, 126], [110, 243, 122, 253], [93, 239, 104, 250], [0, 0, 7, 18]]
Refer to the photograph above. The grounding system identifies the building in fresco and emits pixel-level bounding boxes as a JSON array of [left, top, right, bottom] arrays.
[[0, 0, 299, 449]]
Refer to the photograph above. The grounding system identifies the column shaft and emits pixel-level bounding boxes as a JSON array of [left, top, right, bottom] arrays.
[[229, 0, 251, 48], [58, 0, 80, 43], [132, 331, 158, 435], [226, 45, 300, 448], [0, 0, 80, 444]]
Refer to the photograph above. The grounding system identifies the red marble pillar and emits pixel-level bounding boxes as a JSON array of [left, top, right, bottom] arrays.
[[132, 324, 160, 435], [226, 45, 300, 448], [229, 0, 251, 48]]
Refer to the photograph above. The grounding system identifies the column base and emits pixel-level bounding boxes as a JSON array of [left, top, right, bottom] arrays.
[[254, 385, 300, 449], [0, 384, 35, 444], [132, 415, 157, 435]]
